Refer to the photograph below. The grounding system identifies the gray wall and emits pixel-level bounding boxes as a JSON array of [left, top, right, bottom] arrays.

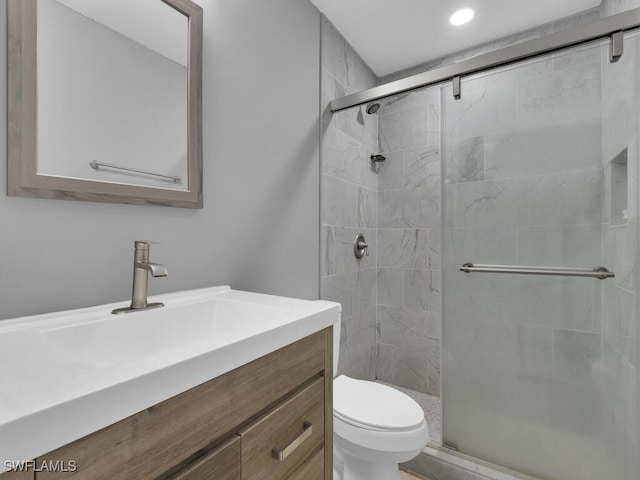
[[0, 0, 321, 320]]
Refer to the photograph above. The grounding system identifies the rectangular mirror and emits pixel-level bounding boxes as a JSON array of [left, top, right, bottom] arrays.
[[7, 0, 203, 208]]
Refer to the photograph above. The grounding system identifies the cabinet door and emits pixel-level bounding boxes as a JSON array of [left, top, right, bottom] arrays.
[[170, 436, 241, 480], [239, 377, 324, 480], [286, 448, 324, 480]]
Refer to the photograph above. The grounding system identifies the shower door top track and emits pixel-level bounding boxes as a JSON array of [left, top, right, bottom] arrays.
[[330, 8, 640, 112]]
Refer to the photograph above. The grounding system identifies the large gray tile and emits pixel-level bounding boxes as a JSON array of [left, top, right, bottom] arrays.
[[378, 305, 440, 348], [404, 146, 440, 190], [378, 228, 431, 269], [526, 170, 602, 226], [378, 268, 404, 307], [379, 188, 440, 228], [552, 329, 601, 385], [322, 124, 364, 183], [446, 137, 484, 184], [376, 343, 430, 393], [483, 116, 601, 180], [517, 61, 601, 130], [517, 225, 601, 267], [380, 107, 430, 152], [378, 150, 404, 191], [452, 178, 526, 228], [404, 269, 441, 312]]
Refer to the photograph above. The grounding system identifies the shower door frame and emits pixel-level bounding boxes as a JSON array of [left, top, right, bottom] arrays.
[[329, 8, 640, 113]]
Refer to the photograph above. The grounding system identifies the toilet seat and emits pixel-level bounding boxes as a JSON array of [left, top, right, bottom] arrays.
[[333, 375, 425, 432]]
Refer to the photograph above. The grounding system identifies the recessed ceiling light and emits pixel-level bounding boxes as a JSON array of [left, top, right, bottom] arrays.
[[450, 8, 475, 26]]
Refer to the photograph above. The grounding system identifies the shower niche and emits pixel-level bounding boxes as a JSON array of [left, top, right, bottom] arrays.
[[611, 148, 628, 226]]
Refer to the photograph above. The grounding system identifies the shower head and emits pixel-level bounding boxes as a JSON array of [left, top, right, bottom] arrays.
[[370, 154, 386, 163], [366, 103, 380, 114]]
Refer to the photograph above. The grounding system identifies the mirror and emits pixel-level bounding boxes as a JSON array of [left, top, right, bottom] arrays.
[[7, 0, 203, 208]]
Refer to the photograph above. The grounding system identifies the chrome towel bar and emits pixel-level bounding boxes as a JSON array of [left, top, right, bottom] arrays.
[[89, 160, 182, 184], [460, 263, 615, 280]]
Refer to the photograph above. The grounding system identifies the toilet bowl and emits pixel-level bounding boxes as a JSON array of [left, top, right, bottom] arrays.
[[327, 310, 429, 480], [332, 375, 429, 480]]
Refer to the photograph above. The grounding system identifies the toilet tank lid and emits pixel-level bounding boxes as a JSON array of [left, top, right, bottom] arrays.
[[333, 375, 425, 431]]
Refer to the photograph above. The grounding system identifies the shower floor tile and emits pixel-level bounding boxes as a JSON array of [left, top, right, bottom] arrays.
[[377, 380, 442, 446]]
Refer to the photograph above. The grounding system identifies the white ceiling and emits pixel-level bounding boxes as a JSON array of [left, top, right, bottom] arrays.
[[311, 0, 602, 76]]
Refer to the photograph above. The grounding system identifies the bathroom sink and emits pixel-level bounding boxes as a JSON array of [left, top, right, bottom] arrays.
[[41, 296, 288, 367], [0, 286, 340, 471]]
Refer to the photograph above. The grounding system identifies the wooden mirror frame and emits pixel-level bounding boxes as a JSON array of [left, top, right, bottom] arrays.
[[7, 0, 203, 208]]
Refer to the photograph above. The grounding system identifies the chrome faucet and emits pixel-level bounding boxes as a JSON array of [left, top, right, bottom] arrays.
[[112, 241, 167, 314]]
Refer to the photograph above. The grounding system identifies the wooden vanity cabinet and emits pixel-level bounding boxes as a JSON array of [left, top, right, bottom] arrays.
[[2, 328, 332, 480]]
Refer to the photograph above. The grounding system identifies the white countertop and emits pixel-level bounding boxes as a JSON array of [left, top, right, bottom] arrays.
[[0, 286, 340, 471]]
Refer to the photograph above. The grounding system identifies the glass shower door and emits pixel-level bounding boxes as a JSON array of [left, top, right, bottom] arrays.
[[441, 35, 638, 480]]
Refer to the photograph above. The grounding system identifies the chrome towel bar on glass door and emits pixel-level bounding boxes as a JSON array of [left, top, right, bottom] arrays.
[[460, 263, 615, 280], [89, 160, 182, 184]]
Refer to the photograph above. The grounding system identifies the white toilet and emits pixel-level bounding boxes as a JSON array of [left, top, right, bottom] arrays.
[[331, 316, 430, 480]]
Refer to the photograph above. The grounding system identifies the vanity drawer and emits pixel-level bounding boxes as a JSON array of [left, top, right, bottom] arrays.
[[169, 436, 241, 480], [239, 377, 324, 480], [36, 330, 326, 480]]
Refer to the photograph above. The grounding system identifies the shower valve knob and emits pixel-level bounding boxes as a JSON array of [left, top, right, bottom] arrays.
[[354, 233, 369, 259]]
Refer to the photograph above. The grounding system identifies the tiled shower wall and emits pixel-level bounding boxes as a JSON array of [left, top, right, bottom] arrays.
[[320, 18, 378, 379], [374, 89, 442, 395], [600, 28, 640, 480]]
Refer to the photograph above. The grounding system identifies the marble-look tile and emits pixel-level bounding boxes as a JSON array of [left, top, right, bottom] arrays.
[[525, 170, 602, 226], [342, 308, 377, 380], [329, 227, 376, 274], [378, 151, 404, 191], [517, 225, 601, 268], [517, 61, 601, 130], [354, 267, 377, 313], [483, 116, 601, 180], [378, 188, 440, 228], [602, 283, 638, 369], [378, 305, 440, 348], [321, 226, 335, 276], [321, 174, 349, 226], [321, 273, 354, 319], [360, 147, 379, 191], [321, 18, 348, 87], [451, 178, 526, 228], [376, 343, 430, 393], [344, 39, 378, 95], [446, 137, 484, 184], [335, 105, 378, 153], [552, 43, 602, 72], [350, 185, 377, 228], [379, 86, 440, 115], [552, 329, 601, 385], [601, 0, 640, 17], [378, 268, 404, 307], [404, 146, 440, 190], [444, 226, 518, 266], [321, 68, 345, 134], [322, 124, 363, 184], [380, 107, 430, 152], [427, 229, 441, 271], [445, 81, 518, 141], [602, 33, 639, 163], [404, 270, 441, 312], [428, 103, 441, 145], [378, 228, 431, 269], [603, 223, 637, 293]]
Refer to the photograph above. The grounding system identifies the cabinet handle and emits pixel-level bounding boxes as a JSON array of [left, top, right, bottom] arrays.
[[271, 421, 313, 461]]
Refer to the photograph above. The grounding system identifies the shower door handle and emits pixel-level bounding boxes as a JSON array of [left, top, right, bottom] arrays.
[[460, 263, 615, 280]]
